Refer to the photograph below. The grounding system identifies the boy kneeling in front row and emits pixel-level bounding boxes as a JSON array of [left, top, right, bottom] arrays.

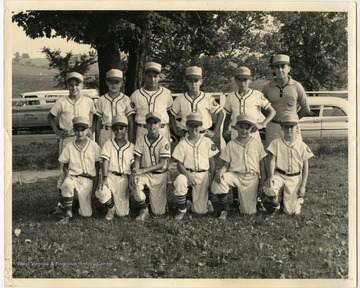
[[264, 113, 314, 215], [211, 114, 267, 220], [130, 112, 171, 221], [58, 116, 101, 223], [96, 115, 135, 220], [172, 113, 219, 220]]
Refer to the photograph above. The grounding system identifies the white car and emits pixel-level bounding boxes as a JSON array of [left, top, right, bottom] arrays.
[[300, 96, 348, 138]]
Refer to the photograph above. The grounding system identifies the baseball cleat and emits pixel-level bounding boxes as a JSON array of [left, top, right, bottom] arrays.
[[207, 200, 214, 213], [52, 202, 65, 215], [58, 210, 73, 224], [105, 206, 116, 221], [218, 210, 229, 221], [174, 210, 186, 220], [136, 208, 149, 221]]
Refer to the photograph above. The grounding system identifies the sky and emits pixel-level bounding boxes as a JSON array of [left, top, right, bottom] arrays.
[[11, 21, 93, 59]]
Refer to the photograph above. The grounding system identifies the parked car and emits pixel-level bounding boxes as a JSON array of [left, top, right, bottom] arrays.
[[300, 96, 348, 138], [12, 89, 99, 134]]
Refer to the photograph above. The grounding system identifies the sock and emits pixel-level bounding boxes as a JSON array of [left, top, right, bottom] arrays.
[[186, 186, 193, 202], [268, 196, 280, 208], [176, 195, 187, 211], [232, 188, 239, 202], [217, 193, 230, 211], [105, 197, 114, 209], [138, 200, 148, 210], [58, 189, 63, 205]]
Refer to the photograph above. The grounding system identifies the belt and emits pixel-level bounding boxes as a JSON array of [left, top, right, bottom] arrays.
[[186, 168, 207, 173], [275, 168, 301, 177], [73, 174, 95, 180], [238, 172, 258, 176], [151, 171, 166, 174], [111, 171, 124, 176], [271, 120, 281, 124], [101, 125, 111, 130]]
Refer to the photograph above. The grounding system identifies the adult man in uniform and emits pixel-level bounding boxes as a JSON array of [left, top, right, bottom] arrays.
[[262, 54, 310, 147]]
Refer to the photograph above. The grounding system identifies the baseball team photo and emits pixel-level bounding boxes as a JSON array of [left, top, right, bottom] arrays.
[[4, 3, 357, 288]]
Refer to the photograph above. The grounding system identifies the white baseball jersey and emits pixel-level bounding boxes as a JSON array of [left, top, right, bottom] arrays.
[[50, 95, 96, 133], [267, 137, 314, 173], [134, 134, 171, 170], [224, 89, 270, 127], [171, 92, 222, 130], [58, 139, 101, 177], [101, 139, 135, 174], [130, 87, 173, 124], [172, 135, 219, 171], [220, 137, 267, 174], [95, 93, 135, 126]]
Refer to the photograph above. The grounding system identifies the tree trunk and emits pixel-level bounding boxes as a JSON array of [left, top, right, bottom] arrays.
[[96, 41, 121, 95], [124, 29, 150, 96]]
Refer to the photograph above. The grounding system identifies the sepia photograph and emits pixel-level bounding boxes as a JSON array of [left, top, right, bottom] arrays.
[[3, 1, 357, 287]]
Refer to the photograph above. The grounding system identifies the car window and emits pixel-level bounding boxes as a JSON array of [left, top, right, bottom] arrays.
[[305, 105, 321, 117], [323, 106, 346, 117], [24, 95, 40, 105], [45, 94, 59, 103]]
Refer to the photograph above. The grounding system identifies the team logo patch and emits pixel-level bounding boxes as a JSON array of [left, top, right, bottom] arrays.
[[165, 143, 170, 150], [211, 144, 218, 151], [130, 102, 135, 109]]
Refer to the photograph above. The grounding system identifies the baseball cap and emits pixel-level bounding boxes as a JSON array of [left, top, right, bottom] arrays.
[[106, 69, 123, 80], [271, 54, 290, 66], [234, 66, 251, 80], [144, 62, 161, 74], [111, 115, 128, 127], [280, 113, 299, 126], [236, 114, 256, 129], [72, 115, 90, 129], [186, 112, 203, 126], [66, 72, 84, 83], [145, 112, 161, 123], [185, 66, 202, 80]]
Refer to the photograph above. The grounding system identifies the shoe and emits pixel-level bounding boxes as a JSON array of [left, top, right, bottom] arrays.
[[256, 197, 267, 213], [174, 210, 186, 220], [136, 208, 149, 221], [58, 210, 72, 224], [271, 204, 281, 215], [105, 206, 116, 221], [207, 200, 214, 213], [294, 197, 304, 215], [186, 200, 192, 211], [52, 202, 65, 215], [218, 210, 229, 220]]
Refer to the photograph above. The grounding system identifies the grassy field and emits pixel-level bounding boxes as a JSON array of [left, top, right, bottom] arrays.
[[10, 138, 350, 279]]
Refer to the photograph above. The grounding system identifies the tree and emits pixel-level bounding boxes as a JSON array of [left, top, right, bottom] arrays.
[[13, 52, 21, 63], [267, 12, 348, 90], [21, 53, 30, 58], [41, 47, 98, 88]]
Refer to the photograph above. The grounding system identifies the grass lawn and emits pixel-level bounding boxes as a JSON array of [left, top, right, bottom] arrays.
[[10, 139, 350, 280]]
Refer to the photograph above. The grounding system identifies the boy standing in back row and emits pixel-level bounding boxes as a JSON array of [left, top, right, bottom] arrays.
[[95, 69, 135, 146], [130, 62, 173, 142], [170, 66, 224, 139]]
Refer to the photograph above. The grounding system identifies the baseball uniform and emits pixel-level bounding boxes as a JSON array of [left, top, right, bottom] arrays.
[[262, 77, 309, 146], [211, 137, 267, 214], [130, 87, 173, 140], [95, 139, 135, 216], [170, 91, 222, 131], [95, 93, 135, 147], [131, 134, 171, 215], [224, 89, 270, 140], [59, 138, 101, 217], [263, 137, 314, 214], [172, 135, 219, 214], [50, 94, 96, 188]]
